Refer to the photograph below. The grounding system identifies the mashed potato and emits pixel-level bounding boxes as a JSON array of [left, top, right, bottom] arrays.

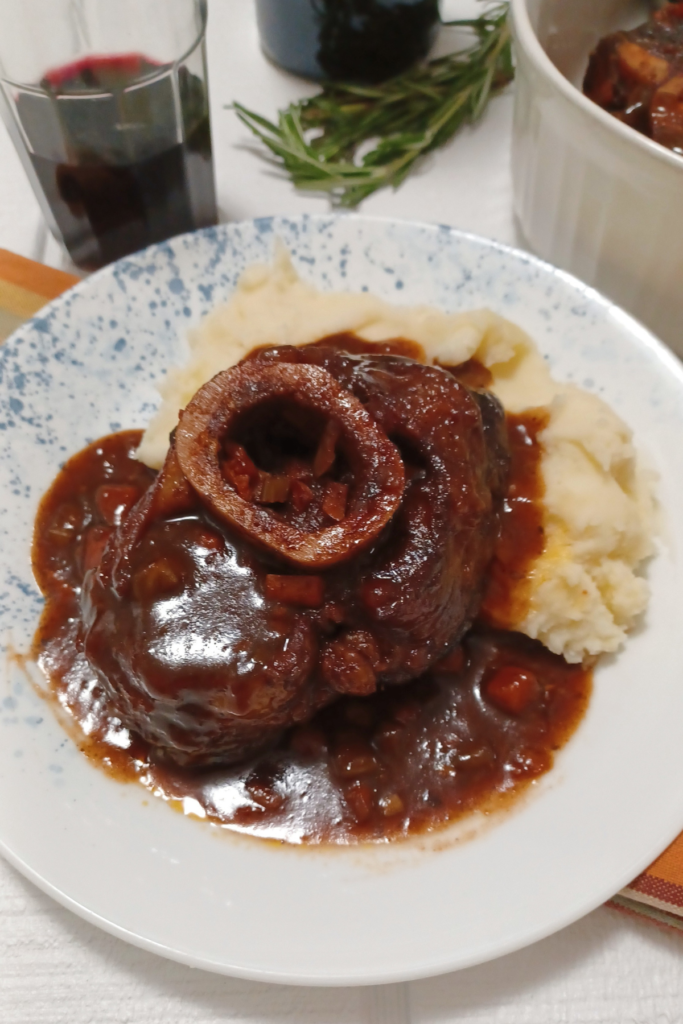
[[138, 245, 657, 664]]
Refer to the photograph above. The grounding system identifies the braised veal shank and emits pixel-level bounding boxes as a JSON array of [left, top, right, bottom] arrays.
[[80, 338, 509, 766]]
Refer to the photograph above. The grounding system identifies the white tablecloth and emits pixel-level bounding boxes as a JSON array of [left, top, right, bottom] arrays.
[[2, 2, 682, 1020]]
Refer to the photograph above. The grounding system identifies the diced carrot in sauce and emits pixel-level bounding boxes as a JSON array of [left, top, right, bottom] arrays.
[[654, 73, 683, 99], [616, 40, 669, 86], [265, 574, 325, 607], [485, 666, 539, 715], [322, 480, 348, 522], [379, 793, 404, 817], [152, 449, 195, 518], [94, 484, 140, 526], [313, 419, 341, 477], [290, 479, 313, 512], [221, 442, 260, 500], [333, 749, 379, 778], [82, 525, 113, 571], [344, 781, 374, 822]]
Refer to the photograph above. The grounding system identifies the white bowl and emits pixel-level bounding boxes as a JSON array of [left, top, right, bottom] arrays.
[[511, 0, 683, 357]]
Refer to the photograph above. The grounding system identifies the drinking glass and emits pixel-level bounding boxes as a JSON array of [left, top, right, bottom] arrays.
[[0, 0, 217, 270]]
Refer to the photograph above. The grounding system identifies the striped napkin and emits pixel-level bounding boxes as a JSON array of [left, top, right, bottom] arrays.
[[2, 244, 681, 932], [609, 843, 683, 933]]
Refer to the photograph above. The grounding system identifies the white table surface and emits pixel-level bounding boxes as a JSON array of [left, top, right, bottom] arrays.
[[2, 2, 683, 1021]]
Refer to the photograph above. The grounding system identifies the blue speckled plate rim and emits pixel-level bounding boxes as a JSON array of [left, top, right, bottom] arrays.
[[1, 214, 683, 986], [2, 213, 682, 387]]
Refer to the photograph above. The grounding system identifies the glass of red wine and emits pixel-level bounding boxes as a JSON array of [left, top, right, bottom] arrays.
[[0, 0, 217, 270]]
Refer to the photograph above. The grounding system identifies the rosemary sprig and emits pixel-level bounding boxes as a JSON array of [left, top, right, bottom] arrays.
[[233, 2, 513, 207]]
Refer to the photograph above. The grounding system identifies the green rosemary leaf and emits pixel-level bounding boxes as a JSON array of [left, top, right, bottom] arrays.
[[233, 1, 513, 207]]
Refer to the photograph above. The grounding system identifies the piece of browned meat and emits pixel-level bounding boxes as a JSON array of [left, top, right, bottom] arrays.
[[583, 2, 683, 153], [82, 339, 509, 766]]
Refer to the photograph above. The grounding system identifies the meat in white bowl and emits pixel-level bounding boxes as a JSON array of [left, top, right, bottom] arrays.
[[511, 0, 683, 356]]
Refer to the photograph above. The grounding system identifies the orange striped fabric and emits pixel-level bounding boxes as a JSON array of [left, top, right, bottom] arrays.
[[0, 248, 79, 342], [607, 837, 683, 929], [1, 244, 681, 932]]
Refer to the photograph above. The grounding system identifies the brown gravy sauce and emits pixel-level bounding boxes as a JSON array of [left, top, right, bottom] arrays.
[[31, 346, 591, 844], [480, 410, 549, 629]]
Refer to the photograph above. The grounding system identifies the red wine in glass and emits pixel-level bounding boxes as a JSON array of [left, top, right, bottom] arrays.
[[18, 54, 216, 270]]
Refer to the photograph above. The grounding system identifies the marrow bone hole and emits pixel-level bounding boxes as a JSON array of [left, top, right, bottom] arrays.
[[220, 398, 353, 524]]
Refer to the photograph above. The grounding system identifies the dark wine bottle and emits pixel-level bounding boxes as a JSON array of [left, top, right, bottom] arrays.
[[255, 0, 440, 83]]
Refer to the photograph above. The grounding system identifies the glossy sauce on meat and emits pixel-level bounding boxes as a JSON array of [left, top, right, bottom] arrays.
[[31, 342, 590, 844], [78, 336, 510, 767]]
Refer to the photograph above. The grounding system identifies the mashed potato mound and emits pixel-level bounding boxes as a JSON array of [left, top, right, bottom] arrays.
[[138, 246, 657, 664]]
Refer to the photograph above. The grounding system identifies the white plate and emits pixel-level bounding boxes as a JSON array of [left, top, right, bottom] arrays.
[[1, 215, 683, 986]]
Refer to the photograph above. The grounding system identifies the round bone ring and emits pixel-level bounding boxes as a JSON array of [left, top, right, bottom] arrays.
[[175, 361, 406, 568]]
